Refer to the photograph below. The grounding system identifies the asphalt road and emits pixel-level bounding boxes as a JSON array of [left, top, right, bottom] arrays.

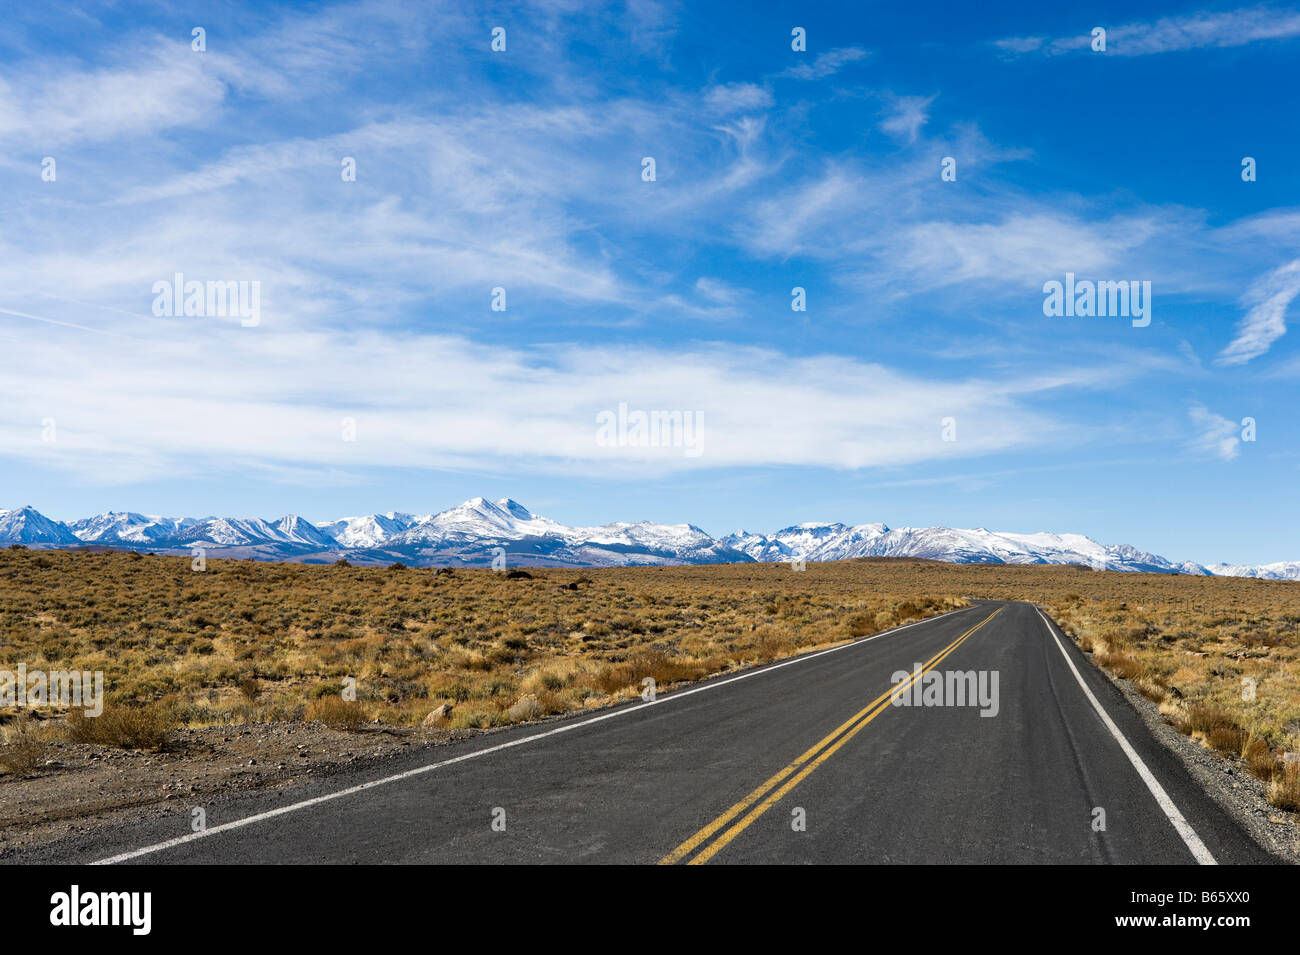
[[26, 601, 1284, 864]]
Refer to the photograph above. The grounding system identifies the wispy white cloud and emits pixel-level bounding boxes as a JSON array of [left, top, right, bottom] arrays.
[[702, 82, 772, 115], [1217, 259, 1300, 364], [997, 6, 1300, 57], [693, 277, 742, 304], [893, 213, 1164, 288], [879, 95, 936, 143], [743, 166, 866, 258], [776, 46, 869, 80], [993, 36, 1050, 55], [624, 0, 678, 55], [1188, 405, 1241, 461], [0, 40, 227, 144]]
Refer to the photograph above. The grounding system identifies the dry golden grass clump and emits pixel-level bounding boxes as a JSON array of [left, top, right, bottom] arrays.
[[305, 695, 367, 730], [63, 702, 175, 751], [0, 550, 965, 746], [1269, 762, 1300, 812], [0, 713, 52, 775]]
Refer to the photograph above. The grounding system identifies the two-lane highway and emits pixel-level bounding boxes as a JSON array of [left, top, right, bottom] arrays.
[[17, 600, 1279, 865]]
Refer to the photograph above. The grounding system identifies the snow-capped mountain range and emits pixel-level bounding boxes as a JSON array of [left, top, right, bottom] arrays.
[[0, 499, 1295, 579]]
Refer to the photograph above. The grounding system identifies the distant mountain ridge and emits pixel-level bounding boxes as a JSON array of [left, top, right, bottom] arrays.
[[0, 500, 1295, 579]]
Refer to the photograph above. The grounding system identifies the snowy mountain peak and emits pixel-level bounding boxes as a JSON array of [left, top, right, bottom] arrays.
[[315, 512, 416, 548], [496, 498, 534, 520], [0, 506, 82, 545], [273, 515, 336, 547]]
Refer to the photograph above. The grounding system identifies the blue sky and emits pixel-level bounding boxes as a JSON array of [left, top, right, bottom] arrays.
[[1, 0, 1298, 565]]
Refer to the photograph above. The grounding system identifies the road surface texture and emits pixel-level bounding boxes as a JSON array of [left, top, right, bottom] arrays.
[[19, 601, 1283, 864]]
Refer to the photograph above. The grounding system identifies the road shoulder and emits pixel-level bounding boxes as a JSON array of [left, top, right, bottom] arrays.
[[1040, 606, 1299, 864]]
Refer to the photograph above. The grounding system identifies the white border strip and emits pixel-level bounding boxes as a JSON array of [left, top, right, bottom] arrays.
[[93, 605, 979, 864], [1034, 607, 1216, 865]]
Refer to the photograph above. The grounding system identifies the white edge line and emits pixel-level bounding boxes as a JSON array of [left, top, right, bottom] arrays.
[[1034, 606, 1217, 866], [91, 604, 981, 864]]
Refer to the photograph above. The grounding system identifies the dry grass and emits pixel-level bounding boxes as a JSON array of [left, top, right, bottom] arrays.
[[1268, 763, 1300, 812], [305, 695, 366, 730], [64, 702, 174, 751], [0, 714, 51, 774], [0, 550, 965, 739]]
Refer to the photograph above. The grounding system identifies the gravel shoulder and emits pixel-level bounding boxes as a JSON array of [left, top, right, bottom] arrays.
[[0, 720, 479, 861]]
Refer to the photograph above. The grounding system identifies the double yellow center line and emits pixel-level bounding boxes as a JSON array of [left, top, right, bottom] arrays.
[[658, 606, 1002, 865]]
